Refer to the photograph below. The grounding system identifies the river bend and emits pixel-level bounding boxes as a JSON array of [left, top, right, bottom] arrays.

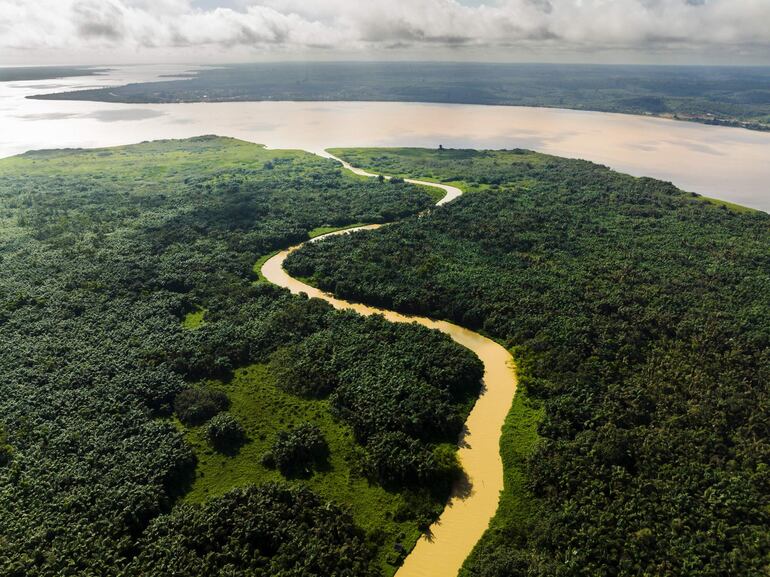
[[261, 155, 517, 577]]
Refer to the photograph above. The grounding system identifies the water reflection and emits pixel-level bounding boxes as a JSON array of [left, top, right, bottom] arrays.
[[1, 65, 769, 211]]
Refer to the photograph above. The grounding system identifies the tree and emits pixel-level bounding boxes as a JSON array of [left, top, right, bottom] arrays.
[[174, 387, 230, 426], [267, 423, 329, 477], [205, 413, 246, 453]]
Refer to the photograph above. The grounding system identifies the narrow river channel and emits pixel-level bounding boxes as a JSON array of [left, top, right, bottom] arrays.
[[261, 156, 518, 577]]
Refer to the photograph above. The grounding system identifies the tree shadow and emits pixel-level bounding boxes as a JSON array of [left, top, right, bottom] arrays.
[[457, 423, 472, 449], [450, 468, 473, 501], [279, 454, 331, 480], [165, 454, 198, 502], [214, 438, 247, 458]]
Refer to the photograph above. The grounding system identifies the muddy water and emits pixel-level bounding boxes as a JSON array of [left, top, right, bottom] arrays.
[[320, 152, 463, 205], [261, 166, 517, 577], [2, 65, 770, 210]]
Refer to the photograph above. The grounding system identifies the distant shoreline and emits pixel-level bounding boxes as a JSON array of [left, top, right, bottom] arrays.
[[27, 94, 770, 134], [0, 65, 109, 83], [24, 62, 770, 133]]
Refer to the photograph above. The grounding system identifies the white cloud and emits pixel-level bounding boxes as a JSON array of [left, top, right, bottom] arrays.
[[1, 0, 769, 63]]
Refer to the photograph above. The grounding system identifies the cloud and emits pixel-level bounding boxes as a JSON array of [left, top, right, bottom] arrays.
[[73, 0, 125, 40], [1, 0, 769, 61]]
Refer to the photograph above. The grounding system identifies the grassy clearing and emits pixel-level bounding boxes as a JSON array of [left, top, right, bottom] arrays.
[[698, 194, 757, 214], [181, 363, 423, 576], [3, 136, 300, 181], [328, 147, 546, 195], [309, 222, 369, 238], [182, 307, 207, 329]]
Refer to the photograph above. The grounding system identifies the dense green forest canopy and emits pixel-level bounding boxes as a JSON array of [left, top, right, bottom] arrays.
[[286, 147, 770, 576], [127, 483, 381, 577], [0, 137, 481, 575], [32, 62, 770, 131]]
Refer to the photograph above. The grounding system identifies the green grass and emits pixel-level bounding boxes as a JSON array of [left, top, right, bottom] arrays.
[[251, 250, 280, 283], [2, 136, 302, 181], [328, 147, 547, 195], [182, 307, 207, 329], [308, 222, 369, 238], [181, 363, 423, 576], [491, 381, 543, 529], [699, 194, 757, 214]]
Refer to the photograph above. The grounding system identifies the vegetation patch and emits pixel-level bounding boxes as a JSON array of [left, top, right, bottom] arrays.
[[267, 422, 330, 477], [182, 306, 207, 329], [180, 364, 422, 575], [174, 387, 230, 426], [127, 483, 380, 576], [287, 147, 770, 576], [309, 222, 368, 238], [0, 137, 440, 576], [204, 412, 246, 454]]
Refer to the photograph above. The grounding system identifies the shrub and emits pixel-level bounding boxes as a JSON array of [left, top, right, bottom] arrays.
[[260, 451, 276, 469], [205, 413, 246, 452], [271, 423, 329, 477], [174, 387, 229, 426]]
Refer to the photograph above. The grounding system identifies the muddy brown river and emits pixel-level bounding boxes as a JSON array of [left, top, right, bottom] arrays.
[[261, 158, 517, 577]]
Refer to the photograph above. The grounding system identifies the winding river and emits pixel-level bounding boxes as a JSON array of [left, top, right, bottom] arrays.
[[4, 65, 768, 574], [261, 156, 517, 577]]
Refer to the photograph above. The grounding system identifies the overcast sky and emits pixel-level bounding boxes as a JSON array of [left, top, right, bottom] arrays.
[[2, 0, 769, 66]]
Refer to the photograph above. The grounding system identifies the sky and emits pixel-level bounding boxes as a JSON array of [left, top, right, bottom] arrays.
[[2, 0, 770, 66]]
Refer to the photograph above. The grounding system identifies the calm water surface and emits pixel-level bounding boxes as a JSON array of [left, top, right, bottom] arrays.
[[2, 65, 769, 211]]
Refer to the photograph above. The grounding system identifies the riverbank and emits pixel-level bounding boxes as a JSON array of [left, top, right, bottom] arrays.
[[261, 159, 517, 577]]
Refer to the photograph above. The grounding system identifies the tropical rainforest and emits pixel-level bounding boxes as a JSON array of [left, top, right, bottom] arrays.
[[285, 147, 770, 576], [0, 137, 482, 576], [3, 136, 768, 577]]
